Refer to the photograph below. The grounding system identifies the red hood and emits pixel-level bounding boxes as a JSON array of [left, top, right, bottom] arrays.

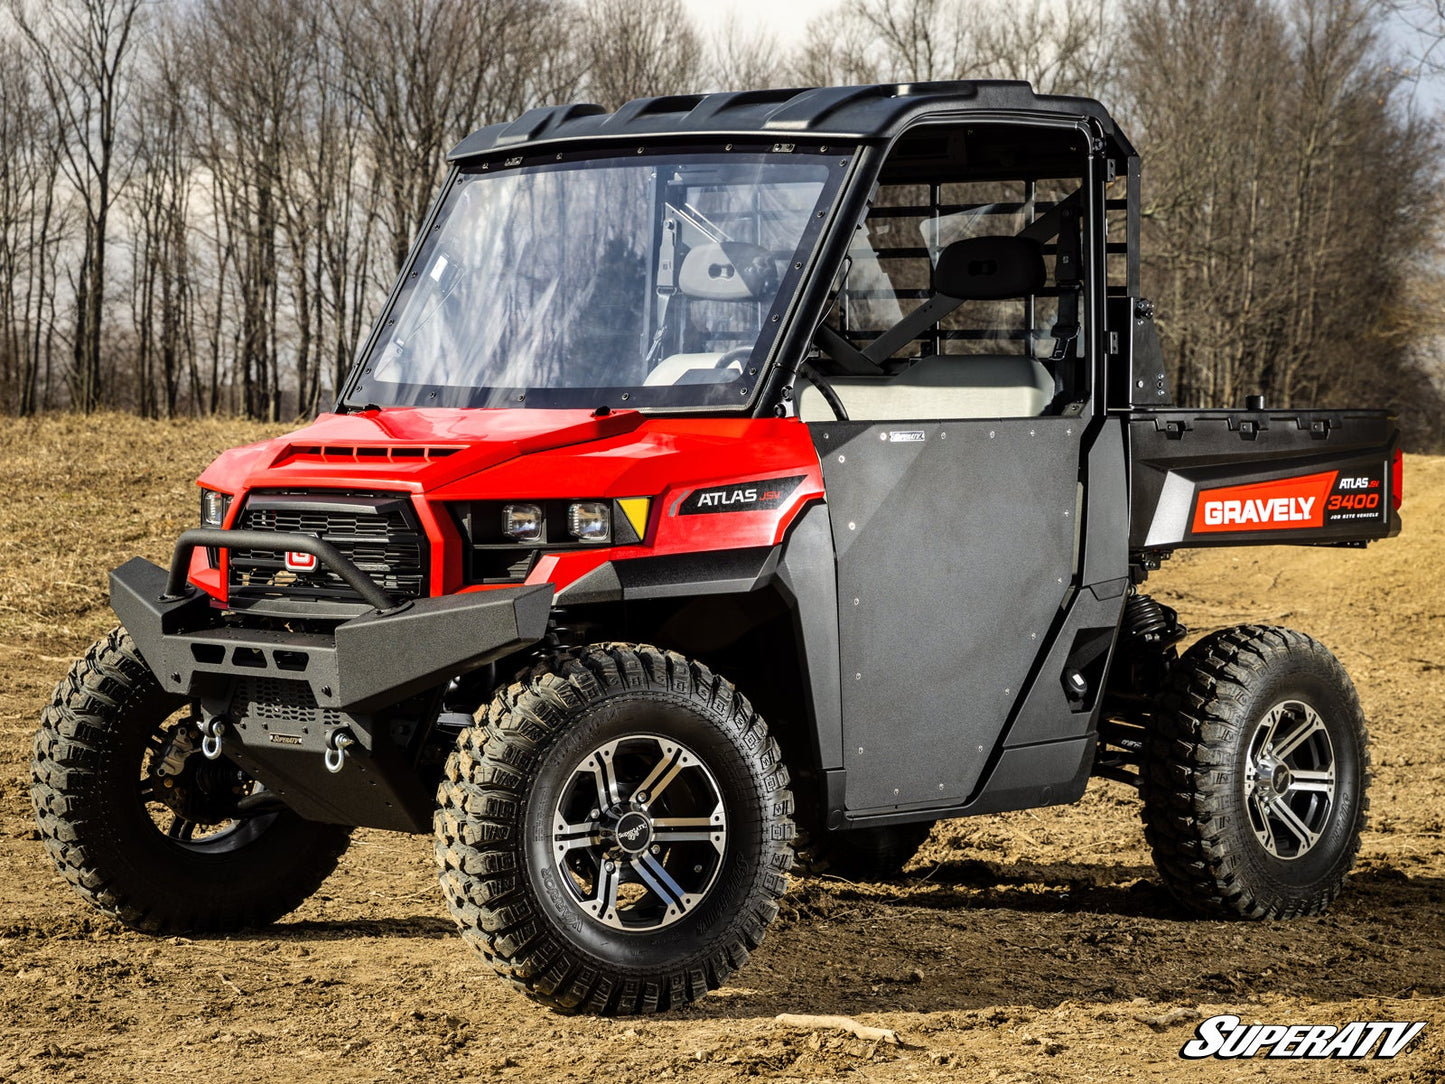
[[197, 408, 648, 493]]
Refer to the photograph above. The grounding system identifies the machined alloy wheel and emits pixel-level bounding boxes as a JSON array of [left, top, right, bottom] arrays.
[[551, 734, 727, 931], [1141, 625, 1369, 921], [435, 643, 795, 1015], [1242, 701, 1336, 861]]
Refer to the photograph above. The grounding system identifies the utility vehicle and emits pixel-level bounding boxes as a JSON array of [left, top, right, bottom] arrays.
[[34, 82, 1402, 1015]]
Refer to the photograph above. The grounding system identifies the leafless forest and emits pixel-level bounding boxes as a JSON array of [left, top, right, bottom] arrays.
[[2, 0, 1444, 449]]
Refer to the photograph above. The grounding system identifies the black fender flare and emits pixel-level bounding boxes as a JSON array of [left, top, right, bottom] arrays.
[[552, 503, 843, 777]]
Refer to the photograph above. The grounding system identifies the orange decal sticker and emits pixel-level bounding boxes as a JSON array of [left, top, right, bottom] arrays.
[[1191, 472, 1338, 533]]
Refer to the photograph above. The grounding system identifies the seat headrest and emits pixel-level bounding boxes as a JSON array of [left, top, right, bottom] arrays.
[[935, 235, 1046, 300], [677, 242, 776, 301]]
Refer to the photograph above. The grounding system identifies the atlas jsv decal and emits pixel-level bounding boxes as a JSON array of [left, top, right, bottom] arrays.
[[1191, 467, 1386, 534], [679, 475, 806, 516]]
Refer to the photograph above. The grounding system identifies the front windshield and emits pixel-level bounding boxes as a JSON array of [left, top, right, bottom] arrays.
[[345, 146, 846, 411]]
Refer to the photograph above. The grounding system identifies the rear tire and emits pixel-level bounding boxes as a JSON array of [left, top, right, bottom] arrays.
[[435, 643, 795, 1014], [1141, 625, 1369, 920], [31, 628, 353, 933]]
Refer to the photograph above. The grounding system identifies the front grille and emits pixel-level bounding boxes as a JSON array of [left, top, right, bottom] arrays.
[[228, 490, 428, 603]]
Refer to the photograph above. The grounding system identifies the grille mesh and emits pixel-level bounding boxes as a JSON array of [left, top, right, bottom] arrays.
[[231, 677, 344, 728], [228, 492, 427, 602]]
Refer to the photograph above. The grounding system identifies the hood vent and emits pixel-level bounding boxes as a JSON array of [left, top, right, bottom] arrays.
[[279, 444, 462, 465]]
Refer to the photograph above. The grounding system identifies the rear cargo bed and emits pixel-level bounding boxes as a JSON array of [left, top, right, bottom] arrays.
[[1126, 408, 1401, 552]]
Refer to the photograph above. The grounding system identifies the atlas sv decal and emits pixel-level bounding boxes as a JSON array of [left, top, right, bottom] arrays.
[[1180, 1014, 1425, 1060], [678, 475, 806, 516], [1191, 467, 1387, 534]]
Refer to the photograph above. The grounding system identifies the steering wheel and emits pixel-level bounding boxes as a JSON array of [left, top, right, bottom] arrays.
[[797, 362, 849, 421], [714, 348, 752, 371]]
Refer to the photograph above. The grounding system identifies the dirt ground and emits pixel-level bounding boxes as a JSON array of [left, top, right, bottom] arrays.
[[1, 414, 1442, 1083]]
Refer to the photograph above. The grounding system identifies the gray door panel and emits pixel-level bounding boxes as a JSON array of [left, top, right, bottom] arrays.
[[813, 417, 1081, 811]]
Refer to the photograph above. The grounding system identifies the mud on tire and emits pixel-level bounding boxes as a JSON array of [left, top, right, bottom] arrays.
[[1141, 625, 1369, 920], [434, 643, 795, 1015], [31, 628, 353, 933]]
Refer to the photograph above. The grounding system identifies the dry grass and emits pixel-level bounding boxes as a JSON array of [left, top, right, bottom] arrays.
[[0, 413, 286, 657], [1, 416, 1443, 1082]]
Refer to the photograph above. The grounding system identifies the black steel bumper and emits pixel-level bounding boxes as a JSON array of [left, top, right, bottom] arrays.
[[112, 529, 552, 713], [107, 531, 552, 833]]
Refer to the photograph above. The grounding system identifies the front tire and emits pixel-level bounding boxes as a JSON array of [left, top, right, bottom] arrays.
[[434, 643, 795, 1014], [1141, 625, 1369, 920], [31, 628, 353, 933]]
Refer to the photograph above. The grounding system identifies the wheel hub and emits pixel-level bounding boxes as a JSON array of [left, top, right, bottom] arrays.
[[551, 734, 727, 932], [610, 810, 654, 854], [1243, 700, 1336, 861], [144, 718, 254, 837], [1253, 759, 1294, 797]]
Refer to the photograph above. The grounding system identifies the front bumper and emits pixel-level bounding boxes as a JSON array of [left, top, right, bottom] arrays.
[[108, 530, 552, 832], [112, 530, 551, 713]]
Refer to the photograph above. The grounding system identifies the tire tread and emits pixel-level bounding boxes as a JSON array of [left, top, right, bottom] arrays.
[[434, 642, 795, 1014], [31, 628, 352, 934], [1140, 624, 1370, 920]]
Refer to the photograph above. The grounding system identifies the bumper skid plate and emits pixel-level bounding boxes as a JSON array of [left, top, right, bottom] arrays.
[[108, 543, 552, 832]]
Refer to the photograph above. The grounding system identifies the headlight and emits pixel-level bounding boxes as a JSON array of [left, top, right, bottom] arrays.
[[501, 502, 543, 542], [567, 501, 611, 543], [200, 488, 232, 527]]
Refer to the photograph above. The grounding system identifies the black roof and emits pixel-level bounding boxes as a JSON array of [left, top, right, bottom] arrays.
[[447, 81, 1135, 162]]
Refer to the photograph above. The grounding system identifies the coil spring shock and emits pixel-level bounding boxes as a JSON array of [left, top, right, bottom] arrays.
[[1116, 590, 1187, 699], [1122, 592, 1180, 646]]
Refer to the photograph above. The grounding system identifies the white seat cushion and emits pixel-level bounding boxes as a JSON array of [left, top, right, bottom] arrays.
[[644, 352, 741, 386], [797, 355, 1053, 421]]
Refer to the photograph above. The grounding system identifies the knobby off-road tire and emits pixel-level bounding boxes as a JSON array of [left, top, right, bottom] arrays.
[[32, 628, 352, 933], [435, 643, 795, 1014], [1141, 625, 1369, 920], [807, 822, 934, 881]]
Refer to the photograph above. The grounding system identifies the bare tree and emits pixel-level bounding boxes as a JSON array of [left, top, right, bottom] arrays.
[[127, 10, 196, 418], [705, 15, 793, 92], [789, 8, 883, 86], [971, 0, 1115, 96], [577, 0, 702, 109], [848, 0, 966, 81], [1118, 0, 1445, 447], [186, 0, 319, 421], [333, 0, 580, 276], [789, 0, 1113, 93], [0, 37, 65, 415], [10, 0, 145, 412]]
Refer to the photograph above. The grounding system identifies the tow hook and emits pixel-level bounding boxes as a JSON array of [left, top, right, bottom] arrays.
[[198, 715, 228, 760], [324, 729, 356, 774]]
